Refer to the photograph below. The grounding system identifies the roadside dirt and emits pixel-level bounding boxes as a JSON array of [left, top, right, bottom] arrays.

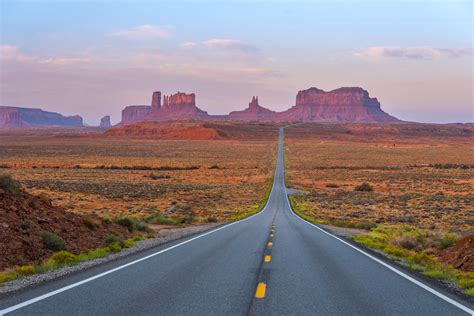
[[0, 186, 131, 271]]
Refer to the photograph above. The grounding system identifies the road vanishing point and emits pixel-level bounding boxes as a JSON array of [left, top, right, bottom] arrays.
[[1, 127, 473, 315]]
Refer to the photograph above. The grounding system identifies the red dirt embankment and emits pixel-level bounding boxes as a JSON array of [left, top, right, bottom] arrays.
[[0, 186, 130, 271], [442, 235, 474, 272], [104, 121, 280, 140]]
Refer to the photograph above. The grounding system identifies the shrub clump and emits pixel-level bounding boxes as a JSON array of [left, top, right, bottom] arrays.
[[0, 174, 21, 196], [38, 231, 66, 251], [107, 242, 122, 253], [114, 216, 150, 232], [16, 265, 35, 276], [354, 182, 374, 192], [83, 217, 98, 230], [103, 234, 123, 246], [206, 216, 217, 223], [50, 251, 78, 266], [122, 239, 135, 248]]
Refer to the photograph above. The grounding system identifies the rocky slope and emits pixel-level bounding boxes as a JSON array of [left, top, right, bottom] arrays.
[[0, 176, 129, 271], [0, 106, 83, 128]]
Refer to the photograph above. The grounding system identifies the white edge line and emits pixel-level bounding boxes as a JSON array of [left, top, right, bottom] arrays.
[[0, 177, 278, 315], [283, 185, 473, 315]]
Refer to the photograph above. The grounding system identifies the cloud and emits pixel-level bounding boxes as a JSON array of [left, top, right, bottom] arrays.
[[203, 39, 257, 53], [354, 46, 473, 59], [0, 45, 35, 62], [1, 45, 94, 67], [180, 41, 197, 49], [112, 24, 171, 40]]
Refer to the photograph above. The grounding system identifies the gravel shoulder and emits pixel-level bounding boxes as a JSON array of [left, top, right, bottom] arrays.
[[0, 222, 221, 294]]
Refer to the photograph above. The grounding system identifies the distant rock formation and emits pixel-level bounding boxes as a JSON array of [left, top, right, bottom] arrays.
[[229, 96, 277, 121], [121, 105, 152, 125], [118, 87, 400, 125], [277, 87, 399, 122], [99, 115, 111, 128], [120, 91, 209, 125], [151, 91, 161, 110], [0, 106, 83, 128]]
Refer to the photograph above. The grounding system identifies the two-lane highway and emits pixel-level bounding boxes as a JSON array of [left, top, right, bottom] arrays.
[[1, 127, 472, 315]]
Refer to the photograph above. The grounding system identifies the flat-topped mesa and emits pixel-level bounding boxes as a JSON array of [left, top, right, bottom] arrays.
[[295, 87, 381, 109], [163, 92, 196, 108], [151, 91, 161, 110], [0, 106, 83, 128], [278, 87, 399, 123]]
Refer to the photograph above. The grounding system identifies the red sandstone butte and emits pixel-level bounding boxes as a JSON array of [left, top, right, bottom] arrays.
[[118, 87, 400, 125], [99, 115, 112, 128], [229, 96, 277, 121]]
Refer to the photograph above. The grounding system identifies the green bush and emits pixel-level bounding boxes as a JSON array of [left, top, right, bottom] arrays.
[[78, 247, 110, 261], [134, 221, 150, 232], [103, 234, 122, 246], [122, 239, 135, 248], [354, 182, 374, 192], [83, 218, 98, 230], [0, 174, 21, 196], [434, 232, 458, 249], [132, 235, 143, 242], [206, 216, 217, 223], [38, 231, 66, 251], [114, 216, 149, 232], [355, 221, 376, 230], [115, 217, 135, 232], [20, 220, 31, 230], [107, 242, 122, 253], [16, 265, 35, 276], [145, 213, 177, 225], [0, 272, 16, 284], [50, 251, 78, 266]]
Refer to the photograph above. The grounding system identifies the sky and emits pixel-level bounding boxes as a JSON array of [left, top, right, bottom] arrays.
[[0, 0, 472, 124]]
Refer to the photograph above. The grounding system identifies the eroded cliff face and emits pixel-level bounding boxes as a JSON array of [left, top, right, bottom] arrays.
[[229, 96, 277, 121], [0, 106, 83, 128], [121, 105, 152, 125], [163, 92, 196, 108], [277, 87, 399, 123]]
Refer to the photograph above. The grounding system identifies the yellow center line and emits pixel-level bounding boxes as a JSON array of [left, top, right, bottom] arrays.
[[255, 282, 266, 298], [264, 255, 271, 263], [268, 242, 273, 247]]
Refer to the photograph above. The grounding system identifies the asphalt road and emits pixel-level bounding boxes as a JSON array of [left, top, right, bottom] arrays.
[[1, 127, 472, 315]]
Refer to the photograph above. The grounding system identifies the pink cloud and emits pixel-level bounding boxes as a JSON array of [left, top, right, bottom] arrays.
[[203, 39, 257, 53], [354, 46, 472, 59], [111, 24, 171, 40]]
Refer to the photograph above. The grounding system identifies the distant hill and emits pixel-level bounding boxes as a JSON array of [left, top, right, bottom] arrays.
[[0, 106, 83, 128]]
